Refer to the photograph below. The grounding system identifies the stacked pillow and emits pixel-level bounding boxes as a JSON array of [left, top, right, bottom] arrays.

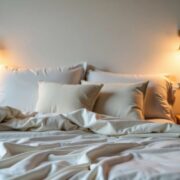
[[0, 63, 175, 122], [36, 80, 148, 120], [0, 63, 86, 112], [86, 70, 175, 121]]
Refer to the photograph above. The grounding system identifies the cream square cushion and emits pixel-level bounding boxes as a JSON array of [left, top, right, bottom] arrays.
[[0, 63, 86, 112], [36, 82, 103, 114], [82, 81, 148, 120], [86, 70, 174, 120]]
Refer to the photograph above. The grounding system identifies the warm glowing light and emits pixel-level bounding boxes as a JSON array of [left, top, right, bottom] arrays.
[[170, 47, 180, 83], [175, 45, 180, 60], [0, 48, 14, 67], [176, 50, 180, 60], [0, 49, 7, 65], [0, 41, 23, 68], [0, 41, 14, 66], [0, 49, 4, 63]]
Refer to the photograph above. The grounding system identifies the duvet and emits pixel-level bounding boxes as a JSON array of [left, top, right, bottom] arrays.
[[0, 107, 180, 180]]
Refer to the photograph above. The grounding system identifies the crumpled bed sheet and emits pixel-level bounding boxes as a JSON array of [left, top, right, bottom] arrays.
[[0, 106, 180, 180]]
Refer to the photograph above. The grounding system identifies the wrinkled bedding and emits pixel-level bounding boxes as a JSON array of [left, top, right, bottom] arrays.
[[0, 107, 180, 180]]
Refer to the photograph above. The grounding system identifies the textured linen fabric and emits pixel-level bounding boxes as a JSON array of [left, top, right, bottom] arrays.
[[0, 107, 180, 180], [86, 70, 174, 120], [82, 81, 148, 120], [0, 63, 86, 112], [36, 82, 103, 113]]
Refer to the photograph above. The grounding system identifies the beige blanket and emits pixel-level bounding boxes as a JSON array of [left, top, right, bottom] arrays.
[[0, 107, 180, 179]]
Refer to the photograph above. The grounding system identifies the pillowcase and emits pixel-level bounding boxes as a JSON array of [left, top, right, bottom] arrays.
[[82, 81, 148, 120], [86, 70, 174, 120], [0, 63, 86, 112], [36, 82, 103, 114]]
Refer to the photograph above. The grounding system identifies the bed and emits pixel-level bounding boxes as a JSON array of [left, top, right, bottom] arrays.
[[0, 64, 180, 180]]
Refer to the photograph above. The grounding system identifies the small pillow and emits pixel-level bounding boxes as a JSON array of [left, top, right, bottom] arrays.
[[36, 82, 103, 114], [86, 70, 174, 120], [0, 63, 86, 112], [82, 81, 148, 120]]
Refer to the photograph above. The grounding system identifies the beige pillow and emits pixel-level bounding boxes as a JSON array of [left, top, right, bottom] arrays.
[[86, 70, 175, 120], [82, 81, 148, 120], [36, 82, 103, 113]]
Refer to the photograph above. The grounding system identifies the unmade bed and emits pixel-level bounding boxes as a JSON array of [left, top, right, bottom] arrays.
[[0, 107, 180, 180], [0, 64, 179, 180]]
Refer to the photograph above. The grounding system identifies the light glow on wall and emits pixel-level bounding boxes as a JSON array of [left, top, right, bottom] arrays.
[[0, 48, 11, 66], [175, 49, 180, 60], [0, 42, 19, 67]]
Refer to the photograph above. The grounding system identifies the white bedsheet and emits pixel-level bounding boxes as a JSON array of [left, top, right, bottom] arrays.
[[0, 107, 180, 180]]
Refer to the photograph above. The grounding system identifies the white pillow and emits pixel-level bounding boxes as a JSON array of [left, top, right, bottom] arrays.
[[86, 70, 175, 120], [36, 82, 103, 114], [82, 81, 148, 120], [0, 63, 86, 112]]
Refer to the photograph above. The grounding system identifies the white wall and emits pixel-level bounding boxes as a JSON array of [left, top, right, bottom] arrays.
[[0, 0, 180, 111], [0, 0, 180, 72]]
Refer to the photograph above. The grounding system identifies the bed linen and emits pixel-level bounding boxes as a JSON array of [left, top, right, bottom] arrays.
[[36, 83, 103, 114], [81, 81, 148, 120], [86, 70, 175, 120], [0, 107, 180, 180], [0, 63, 86, 112]]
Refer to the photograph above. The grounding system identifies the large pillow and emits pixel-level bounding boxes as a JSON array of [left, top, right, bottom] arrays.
[[36, 82, 103, 114], [82, 81, 148, 120], [0, 63, 86, 112], [86, 70, 175, 120]]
